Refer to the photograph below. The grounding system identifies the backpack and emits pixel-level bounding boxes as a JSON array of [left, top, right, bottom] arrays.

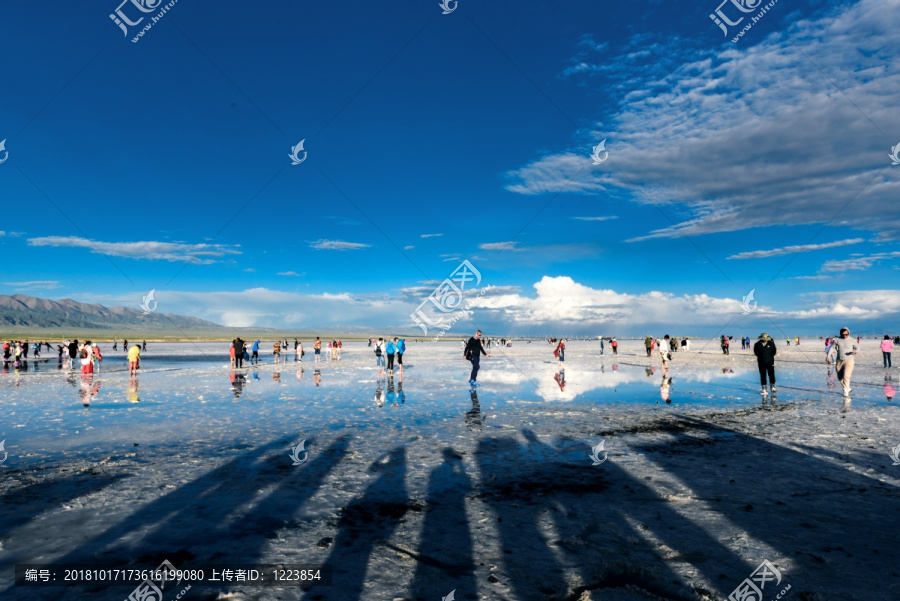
[[375, 344, 383, 357], [398, 339, 406, 353]]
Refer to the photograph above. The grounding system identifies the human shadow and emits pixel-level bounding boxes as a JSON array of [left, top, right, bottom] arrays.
[[302, 446, 408, 601], [4, 434, 354, 601], [407, 447, 476, 600]]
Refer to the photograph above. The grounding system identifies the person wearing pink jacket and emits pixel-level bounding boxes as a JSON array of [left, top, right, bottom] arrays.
[[882, 335, 894, 368]]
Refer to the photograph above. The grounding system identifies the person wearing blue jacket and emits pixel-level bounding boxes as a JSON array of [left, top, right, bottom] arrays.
[[394, 337, 406, 374], [386, 338, 396, 374]]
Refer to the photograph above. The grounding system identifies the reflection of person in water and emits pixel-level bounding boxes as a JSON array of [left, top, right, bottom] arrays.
[[375, 377, 385, 407], [230, 371, 247, 398], [273, 371, 281, 382], [314, 369, 321, 387], [645, 367, 656, 378], [296, 366, 304, 382], [659, 372, 672, 404], [127, 375, 140, 403], [465, 389, 487, 428], [554, 370, 566, 391], [397, 378, 405, 405], [884, 374, 895, 401], [79, 373, 101, 407], [386, 376, 399, 406]]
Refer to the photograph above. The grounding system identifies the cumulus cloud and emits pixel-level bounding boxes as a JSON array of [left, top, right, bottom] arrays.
[[75, 278, 900, 333], [728, 239, 865, 259], [27, 236, 241, 264], [507, 0, 900, 241], [309, 239, 370, 250]]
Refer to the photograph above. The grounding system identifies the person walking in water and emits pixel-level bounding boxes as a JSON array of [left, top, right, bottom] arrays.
[[314, 337, 322, 362], [753, 333, 777, 396], [464, 330, 489, 387], [644, 335, 653, 357], [251, 339, 261, 365], [610, 338, 618, 355], [554, 338, 566, 369], [881, 334, 894, 368], [826, 327, 859, 397]]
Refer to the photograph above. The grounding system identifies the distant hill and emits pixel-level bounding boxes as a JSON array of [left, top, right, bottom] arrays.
[[0, 294, 221, 330]]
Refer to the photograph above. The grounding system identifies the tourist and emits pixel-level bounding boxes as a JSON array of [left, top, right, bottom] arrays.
[[374, 337, 386, 374], [124, 342, 139, 375], [394, 337, 405, 373], [881, 334, 893, 368], [385, 337, 396, 374], [314, 337, 322, 362], [554, 338, 566, 369], [753, 333, 777, 395], [826, 327, 858, 397], [464, 330, 489, 387]]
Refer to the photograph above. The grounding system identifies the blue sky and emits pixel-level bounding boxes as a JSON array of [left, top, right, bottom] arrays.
[[1, 0, 898, 335]]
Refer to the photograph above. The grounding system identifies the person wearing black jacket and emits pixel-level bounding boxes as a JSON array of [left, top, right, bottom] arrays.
[[463, 330, 489, 387], [753, 333, 777, 395]]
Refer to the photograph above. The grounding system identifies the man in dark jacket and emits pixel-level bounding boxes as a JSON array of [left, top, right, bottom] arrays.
[[463, 330, 489, 387], [753, 333, 777, 395]]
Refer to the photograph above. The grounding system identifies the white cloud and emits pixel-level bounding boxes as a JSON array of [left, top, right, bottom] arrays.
[[404, 245, 415, 250], [276, 271, 305, 277], [479, 241, 525, 251], [420, 233, 443, 238], [308, 239, 371, 250], [572, 216, 618, 222], [820, 251, 900, 272], [507, 0, 900, 241], [27, 236, 241, 264], [3, 280, 60, 289], [728, 239, 865, 259], [74, 278, 900, 333]]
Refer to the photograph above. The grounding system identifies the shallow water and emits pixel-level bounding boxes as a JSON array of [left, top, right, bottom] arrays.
[[2, 339, 896, 465]]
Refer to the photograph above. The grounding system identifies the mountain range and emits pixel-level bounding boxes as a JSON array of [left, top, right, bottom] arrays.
[[0, 294, 221, 330]]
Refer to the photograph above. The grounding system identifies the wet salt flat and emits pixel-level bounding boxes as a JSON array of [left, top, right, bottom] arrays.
[[1, 339, 899, 601], [2, 339, 896, 464]]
